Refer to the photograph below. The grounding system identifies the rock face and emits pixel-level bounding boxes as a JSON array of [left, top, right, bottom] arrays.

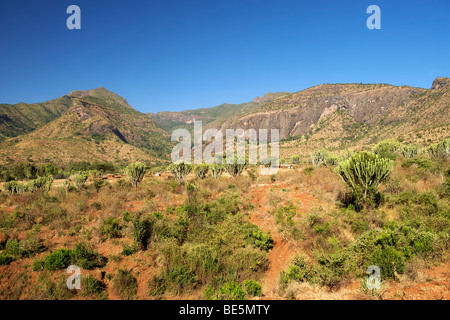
[[220, 83, 427, 140], [431, 77, 450, 90]]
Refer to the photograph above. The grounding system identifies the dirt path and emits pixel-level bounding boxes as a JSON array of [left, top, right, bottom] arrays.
[[247, 183, 315, 299]]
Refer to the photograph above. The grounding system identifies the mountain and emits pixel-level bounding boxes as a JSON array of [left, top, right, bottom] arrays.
[[0, 88, 171, 165], [218, 78, 450, 156], [147, 92, 289, 133]]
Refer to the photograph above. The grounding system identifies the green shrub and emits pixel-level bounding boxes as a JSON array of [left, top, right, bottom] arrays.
[[217, 281, 247, 300], [402, 144, 421, 158], [309, 149, 330, 167], [72, 174, 88, 190], [372, 139, 404, 160], [100, 217, 121, 239], [43, 249, 72, 271], [243, 280, 262, 296], [112, 269, 137, 299], [81, 275, 105, 297], [168, 162, 192, 185], [132, 216, 153, 250]]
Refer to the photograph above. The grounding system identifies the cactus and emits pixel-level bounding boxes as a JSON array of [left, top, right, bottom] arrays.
[[63, 180, 71, 192], [402, 144, 421, 158], [372, 139, 404, 160], [308, 149, 330, 167], [73, 173, 88, 190], [168, 162, 192, 185], [425, 138, 450, 159], [210, 164, 224, 179], [337, 152, 394, 206], [224, 158, 246, 178], [193, 164, 209, 180], [125, 162, 147, 188]]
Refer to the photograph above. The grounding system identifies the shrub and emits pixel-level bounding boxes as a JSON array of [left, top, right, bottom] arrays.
[[168, 162, 192, 185], [193, 164, 209, 179], [243, 280, 262, 296], [72, 174, 88, 190], [125, 162, 147, 188], [337, 152, 394, 206], [81, 275, 105, 297], [425, 138, 450, 159], [217, 281, 246, 300], [43, 249, 72, 271], [100, 217, 121, 239], [402, 144, 421, 158], [290, 155, 300, 164], [132, 216, 153, 250], [0, 253, 14, 265], [112, 269, 137, 299]]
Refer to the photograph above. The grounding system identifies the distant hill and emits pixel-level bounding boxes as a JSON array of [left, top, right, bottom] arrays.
[[218, 78, 450, 157], [0, 88, 171, 165], [147, 92, 290, 133]]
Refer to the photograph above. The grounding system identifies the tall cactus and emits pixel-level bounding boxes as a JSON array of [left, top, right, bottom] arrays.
[[425, 138, 450, 159], [168, 162, 192, 185], [224, 159, 246, 178], [337, 152, 394, 205], [402, 144, 421, 158], [193, 164, 209, 180], [125, 162, 147, 188], [372, 139, 404, 160], [210, 164, 224, 179]]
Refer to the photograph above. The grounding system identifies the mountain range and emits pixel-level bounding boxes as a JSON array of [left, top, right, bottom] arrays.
[[0, 77, 448, 165]]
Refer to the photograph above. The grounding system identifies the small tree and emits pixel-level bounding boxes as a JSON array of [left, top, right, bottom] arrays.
[[426, 138, 449, 159], [193, 164, 209, 180], [125, 162, 147, 188], [290, 155, 300, 165], [210, 164, 224, 179], [337, 152, 394, 207], [168, 162, 192, 185]]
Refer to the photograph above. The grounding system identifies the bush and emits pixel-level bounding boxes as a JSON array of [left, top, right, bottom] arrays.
[[100, 217, 121, 239], [402, 144, 421, 158], [132, 216, 153, 250], [112, 269, 137, 299], [308, 149, 330, 167], [243, 280, 262, 296], [291, 155, 300, 164], [72, 174, 88, 190], [425, 138, 449, 159], [81, 275, 105, 297], [43, 249, 72, 271]]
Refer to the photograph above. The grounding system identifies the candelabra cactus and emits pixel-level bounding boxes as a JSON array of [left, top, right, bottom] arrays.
[[73, 173, 88, 190], [125, 162, 147, 188], [337, 152, 394, 206], [193, 164, 209, 180], [168, 162, 192, 185], [210, 164, 224, 179], [224, 160, 246, 178]]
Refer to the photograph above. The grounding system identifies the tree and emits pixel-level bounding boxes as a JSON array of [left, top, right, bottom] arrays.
[[372, 139, 404, 160], [337, 152, 394, 207], [290, 155, 300, 165], [224, 158, 246, 178], [73, 173, 88, 190], [168, 162, 192, 185], [309, 149, 330, 167], [125, 162, 147, 188], [402, 144, 421, 158]]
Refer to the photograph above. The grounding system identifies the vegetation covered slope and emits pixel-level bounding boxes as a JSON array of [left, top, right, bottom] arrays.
[[0, 88, 172, 165]]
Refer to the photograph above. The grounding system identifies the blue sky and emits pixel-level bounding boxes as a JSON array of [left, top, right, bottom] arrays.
[[0, 0, 449, 113]]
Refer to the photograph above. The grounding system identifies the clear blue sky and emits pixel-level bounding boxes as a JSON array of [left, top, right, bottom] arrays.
[[0, 0, 449, 113]]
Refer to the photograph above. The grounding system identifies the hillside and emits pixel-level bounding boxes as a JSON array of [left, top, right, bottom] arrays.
[[219, 78, 450, 157], [147, 92, 289, 133], [0, 88, 172, 165]]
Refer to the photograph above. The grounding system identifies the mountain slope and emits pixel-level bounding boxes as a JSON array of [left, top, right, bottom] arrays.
[[220, 78, 449, 156], [0, 88, 172, 165], [147, 92, 289, 133]]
